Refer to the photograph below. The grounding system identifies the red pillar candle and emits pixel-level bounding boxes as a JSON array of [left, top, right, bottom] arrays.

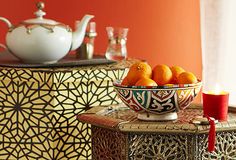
[[202, 91, 229, 121]]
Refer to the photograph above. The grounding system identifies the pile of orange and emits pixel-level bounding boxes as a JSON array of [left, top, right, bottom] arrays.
[[121, 62, 198, 86]]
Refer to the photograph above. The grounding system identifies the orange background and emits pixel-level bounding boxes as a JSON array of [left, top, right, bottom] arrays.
[[0, 0, 201, 77]]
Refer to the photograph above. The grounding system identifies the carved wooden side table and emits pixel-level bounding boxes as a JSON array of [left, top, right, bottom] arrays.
[[78, 104, 236, 160], [0, 53, 136, 160]]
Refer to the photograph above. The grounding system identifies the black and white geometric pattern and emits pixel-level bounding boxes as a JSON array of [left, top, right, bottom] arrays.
[[0, 62, 130, 160]]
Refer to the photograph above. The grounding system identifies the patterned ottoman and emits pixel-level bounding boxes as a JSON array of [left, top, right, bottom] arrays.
[[0, 57, 136, 160]]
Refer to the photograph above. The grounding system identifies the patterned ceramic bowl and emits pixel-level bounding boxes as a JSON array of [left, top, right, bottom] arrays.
[[113, 80, 202, 121]]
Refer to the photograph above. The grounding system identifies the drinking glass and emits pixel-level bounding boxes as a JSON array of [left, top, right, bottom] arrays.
[[105, 27, 129, 60]]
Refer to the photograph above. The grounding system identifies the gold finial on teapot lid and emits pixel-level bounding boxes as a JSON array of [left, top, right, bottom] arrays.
[[35, 2, 46, 18], [36, 2, 45, 10]]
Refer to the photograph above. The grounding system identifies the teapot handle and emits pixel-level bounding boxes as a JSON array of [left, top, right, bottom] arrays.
[[0, 44, 7, 50]]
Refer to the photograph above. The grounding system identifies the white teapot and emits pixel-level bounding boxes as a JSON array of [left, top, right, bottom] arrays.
[[0, 2, 94, 63]]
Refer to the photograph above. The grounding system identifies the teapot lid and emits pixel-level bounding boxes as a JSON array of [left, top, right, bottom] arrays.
[[22, 2, 59, 25]]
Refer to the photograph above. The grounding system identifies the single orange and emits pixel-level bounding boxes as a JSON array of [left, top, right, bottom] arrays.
[[121, 76, 129, 85], [126, 62, 152, 85], [170, 66, 185, 84], [152, 64, 172, 85], [178, 72, 198, 84], [135, 77, 158, 86], [164, 83, 174, 87]]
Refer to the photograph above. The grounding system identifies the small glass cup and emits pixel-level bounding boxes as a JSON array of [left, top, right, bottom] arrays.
[[105, 27, 129, 61]]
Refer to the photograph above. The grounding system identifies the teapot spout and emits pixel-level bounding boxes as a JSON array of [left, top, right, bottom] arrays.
[[71, 15, 94, 51], [0, 17, 13, 28]]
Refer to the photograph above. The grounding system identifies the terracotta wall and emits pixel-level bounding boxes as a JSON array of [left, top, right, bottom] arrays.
[[0, 0, 201, 76]]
